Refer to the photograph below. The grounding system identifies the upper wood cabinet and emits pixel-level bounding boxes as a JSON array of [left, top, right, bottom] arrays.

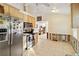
[[23, 14, 27, 22], [18, 12, 24, 19], [15, 10, 23, 19], [71, 4, 79, 17], [3, 4, 10, 15], [9, 6, 22, 19], [27, 15, 35, 28], [27, 15, 31, 23], [31, 16, 35, 28], [71, 3, 79, 28], [0, 4, 35, 23], [0, 5, 4, 14], [9, 6, 15, 17]]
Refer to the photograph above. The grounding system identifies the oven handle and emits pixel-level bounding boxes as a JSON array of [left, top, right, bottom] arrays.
[[8, 32, 13, 45], [11, 33, 13, 45], [0, 40, 8, 43]]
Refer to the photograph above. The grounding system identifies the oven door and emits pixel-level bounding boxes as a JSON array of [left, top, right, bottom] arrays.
[[0, 31, 10, 56], [0, 32, 8, 42]]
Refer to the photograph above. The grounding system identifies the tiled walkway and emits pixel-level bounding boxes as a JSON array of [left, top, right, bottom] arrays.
[[23, 34, 75, 56]]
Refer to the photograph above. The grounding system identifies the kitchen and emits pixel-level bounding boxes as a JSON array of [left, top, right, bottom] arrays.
[[0, 3, 79, 56]]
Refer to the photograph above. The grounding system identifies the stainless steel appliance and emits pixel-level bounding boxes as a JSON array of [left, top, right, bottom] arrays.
[[0, 28, 9, 56], [0, 14, 10, 56], [10, 17, 23, 56], [23, 22, 35, 50], [0, 14, 23, 56], [0, 28, 8, 42], [23, 22, 33, 32]]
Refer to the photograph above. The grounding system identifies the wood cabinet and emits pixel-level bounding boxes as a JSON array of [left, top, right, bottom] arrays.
[[71, 4, 79, 16], [3, 4, 10, 15], [9, 5, 23, 20], [0, 5, 4, 14], [18, 12, 24, 19], [0, 4, 9, 14], [0, 4, 35, 23], [71, 3, 79, 28], [23, 14, 27, 22], [27, 15, 31, 23], [15, 10, 23, 19], [32, 17, 35, 28], [27, 15, 35, 28], [9, 6, 15, 17]]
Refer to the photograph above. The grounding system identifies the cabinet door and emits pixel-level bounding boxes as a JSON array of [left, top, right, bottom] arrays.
[[27, 15, 30, 23], [9, 6, 17, 17], [25, 15, 27, 22], [0, 4, 5, 14], [18, 12, 24, 19], [27, 15, 30, 22], [15, 9, 18, 18], [23, 15, 27, 22], [71, 4, 79, 28], [4, 4, 10, 15], [9, 6, 15, 17], [29, 16, 31, 23], [13, 8, 18, 18], [32, 17, 35, 28], [15, 9, 21, 18]]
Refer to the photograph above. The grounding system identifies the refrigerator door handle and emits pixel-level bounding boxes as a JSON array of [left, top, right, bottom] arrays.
[[11, 33, 13, 45], [8, 33, 11, 45], [8, 33, 13, 45]]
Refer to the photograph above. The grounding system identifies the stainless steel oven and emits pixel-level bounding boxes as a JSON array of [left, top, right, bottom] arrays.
[[0, 28, 8, 42], [0, 14, 10, 56]]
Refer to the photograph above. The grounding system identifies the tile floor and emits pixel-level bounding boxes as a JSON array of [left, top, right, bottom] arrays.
[[23, 34, 75, 56]]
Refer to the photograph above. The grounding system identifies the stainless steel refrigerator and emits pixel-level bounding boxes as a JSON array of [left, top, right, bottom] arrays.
[[0, 14, 23, 56]]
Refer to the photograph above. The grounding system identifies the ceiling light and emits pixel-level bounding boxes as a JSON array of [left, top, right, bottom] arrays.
[[51, 9, 58, 13], [51, 9, 56, 12], [51, 7, 59, 13]]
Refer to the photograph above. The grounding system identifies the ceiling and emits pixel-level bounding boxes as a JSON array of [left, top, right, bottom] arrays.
[[25, 3, 71, 16]]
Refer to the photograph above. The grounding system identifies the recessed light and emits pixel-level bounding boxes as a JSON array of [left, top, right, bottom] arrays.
[[51, 9, 58, 13], [51, 9, 56, 12], [51, 7, 59, 13]]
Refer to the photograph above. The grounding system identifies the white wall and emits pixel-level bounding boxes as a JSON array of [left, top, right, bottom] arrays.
[[47, 13, 72, 35]]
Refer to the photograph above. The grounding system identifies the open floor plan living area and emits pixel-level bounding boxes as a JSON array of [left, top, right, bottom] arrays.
[[0, 3, 79, 56]]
